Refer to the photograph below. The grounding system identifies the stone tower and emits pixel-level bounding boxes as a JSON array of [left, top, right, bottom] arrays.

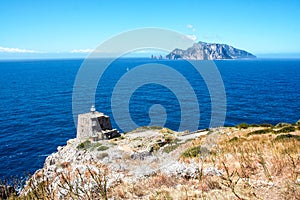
[[76, 105, 119, 141]]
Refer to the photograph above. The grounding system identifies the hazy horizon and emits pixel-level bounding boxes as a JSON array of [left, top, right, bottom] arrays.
[[0, 52, 300, 60], [1, 0, 300, 60]]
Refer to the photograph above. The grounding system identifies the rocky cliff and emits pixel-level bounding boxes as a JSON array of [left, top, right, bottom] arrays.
[[12, 122, 300, 199], [166, 41, 256, 60]]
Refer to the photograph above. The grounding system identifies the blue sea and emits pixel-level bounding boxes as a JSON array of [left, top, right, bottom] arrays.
[[0, 58, 299, 179]]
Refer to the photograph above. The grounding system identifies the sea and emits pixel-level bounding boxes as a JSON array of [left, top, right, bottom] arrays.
[[0, 58, 299, 179]]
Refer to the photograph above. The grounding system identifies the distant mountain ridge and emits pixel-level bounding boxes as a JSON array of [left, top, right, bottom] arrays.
[[166, 41, 256, 60]]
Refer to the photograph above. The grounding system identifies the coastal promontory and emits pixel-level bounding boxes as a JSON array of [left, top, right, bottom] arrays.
[[8, 121, 299, 199]]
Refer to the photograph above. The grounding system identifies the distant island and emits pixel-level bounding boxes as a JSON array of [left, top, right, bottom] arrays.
[[166, 41, 256, 60]]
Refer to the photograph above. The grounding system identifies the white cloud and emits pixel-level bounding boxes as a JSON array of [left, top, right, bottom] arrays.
[[186, 24, 193, 29], [0, 46, 38, 53], [71, 49, 93, 53], [186, 34, 197, 41], [186, 24, 196, 32]]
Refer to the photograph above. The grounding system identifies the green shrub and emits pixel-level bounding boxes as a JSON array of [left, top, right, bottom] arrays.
[[251, 124, 260, 127], [120, 135, 125, 139], [150, 126, 164, 130], [229, 136, 246, 143], [97, 145, 109, 151], [77, 140, 92, 149], [229, 136, 239, 142], [235, 123, 249, 129], [163, 144, 180, 153], [260, 123, 273, 127], [274, 134, 300, 142], [152, 143, 160, 151], [274, 126, 296, 134], [77, 141, 109, 151], [275, 122, 291, 128], [247, 129, 272, 136], [181, 145, 201, 158], [164, 135, 175, 144]]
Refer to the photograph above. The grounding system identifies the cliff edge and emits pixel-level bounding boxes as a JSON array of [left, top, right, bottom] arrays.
[[9, 121, 300, 199]]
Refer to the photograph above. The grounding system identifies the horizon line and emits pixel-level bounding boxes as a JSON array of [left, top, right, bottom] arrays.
[[1, 56, 300, 61]]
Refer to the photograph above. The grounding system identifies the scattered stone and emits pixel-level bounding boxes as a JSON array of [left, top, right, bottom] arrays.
[[203, 167, 223, 176], [161, 161, 199, 179], [57, 146, 63, 151], [130, 151, 152, 160], [18, 118, 300, 199]]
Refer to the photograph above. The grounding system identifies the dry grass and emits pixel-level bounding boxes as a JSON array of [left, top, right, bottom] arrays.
[[5, 125, 300, 200], [203, 126, 300, 199]]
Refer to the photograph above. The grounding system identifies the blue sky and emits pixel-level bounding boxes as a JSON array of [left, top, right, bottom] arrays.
[[0, 0, 300, 59]]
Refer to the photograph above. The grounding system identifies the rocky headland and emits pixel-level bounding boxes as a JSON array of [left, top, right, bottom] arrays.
[[3, 121, 300, 199], [166, 41, 256, 60]]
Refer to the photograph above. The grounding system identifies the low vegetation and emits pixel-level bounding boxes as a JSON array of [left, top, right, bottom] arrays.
[[163, 134, 175, 144], [247, 128, 272, 136], [274, 126, 296, 133], [132, 126, 163, 132], [162, 143, 180, 153], [160, 128, 174, 134], [181, 145, 202, 158], [97, 145, 109, 151], [77, 140, 109, 151], [76, 140, 91, 149], [236, 122, 273, 129], [235, 122, 250, 129], [259, 123, 273, 127], [275, 133, 300, 142], [4, 120, 300, 199]]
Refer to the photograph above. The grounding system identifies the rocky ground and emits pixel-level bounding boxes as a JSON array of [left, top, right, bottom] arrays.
[[4, 121, 300, 199]]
